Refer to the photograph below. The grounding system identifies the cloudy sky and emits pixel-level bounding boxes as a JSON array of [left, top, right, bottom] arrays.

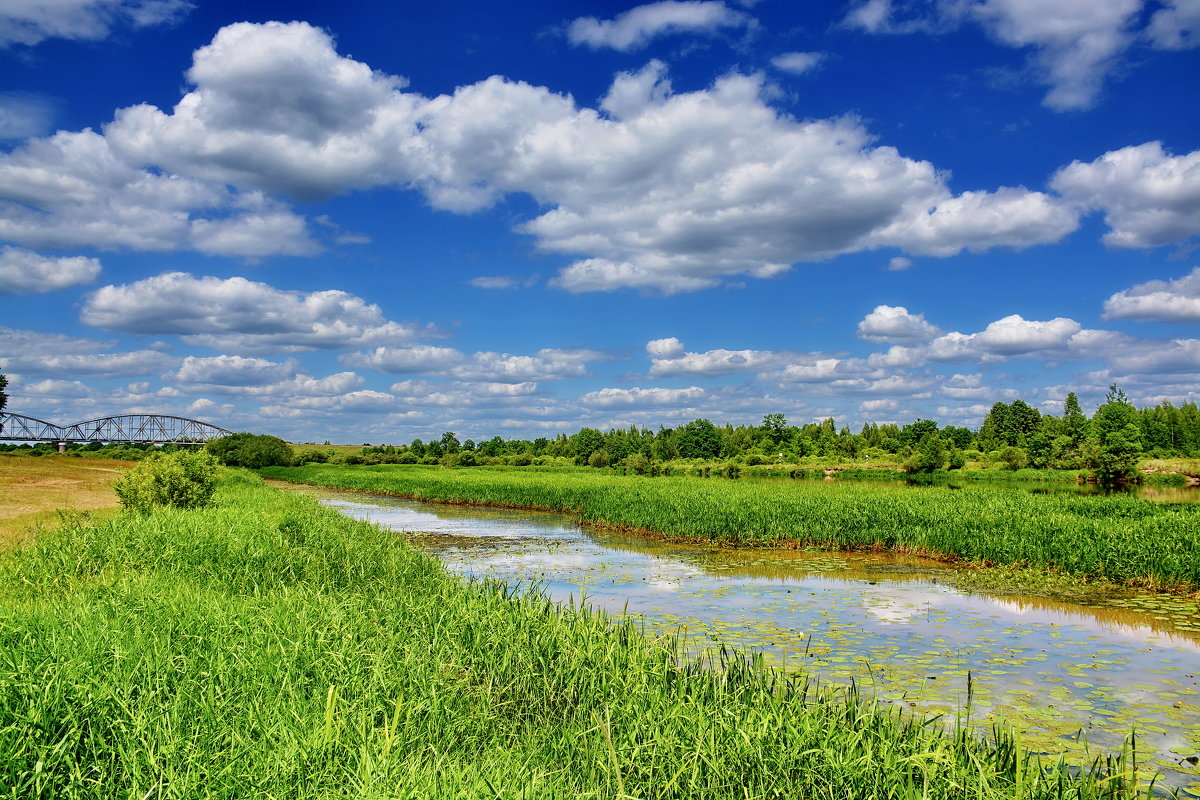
[[1, 0, 1197, 444]]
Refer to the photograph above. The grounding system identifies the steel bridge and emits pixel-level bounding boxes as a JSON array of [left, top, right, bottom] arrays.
[[0, 412, 233, 449]]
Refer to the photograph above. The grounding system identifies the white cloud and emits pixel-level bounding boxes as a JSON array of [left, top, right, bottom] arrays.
[[843, 0, 1143, 110], [646, 337, 686, 358], [82, 272, 420, 352], [973, 313, 1081, 355], [450, 348, 604, 382], [857, 305, 942, 344], [2, 21, 1086, 292], [1146, 0, 1200, 49], [770, 52, 824, 75], [0, 129, 316, 256], [1051, 142, 1200, 249], [886, 256, 913, 271], [467, 276, 521, 290], [1102, 266, 1200, 322], [580, 386, 706, 407], [650, 345, 787, 377], [0, 0, 192, 48], [171, 355, 297, 387], [567, 1, 751, 51], [13, 350, 177, 378], [1106, 338, 1200, 374], [340, 345, 465, 374], [0, 246, 100, 294]]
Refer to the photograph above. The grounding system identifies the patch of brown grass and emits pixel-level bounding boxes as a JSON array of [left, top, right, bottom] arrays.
[[0, 455, 131, 548]]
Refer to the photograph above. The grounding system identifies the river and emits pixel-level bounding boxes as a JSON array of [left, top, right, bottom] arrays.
[[291, 485, 1200, 794]]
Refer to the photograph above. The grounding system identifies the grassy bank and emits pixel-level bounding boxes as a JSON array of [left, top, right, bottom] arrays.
[[263, 465, 1200, 592], [0, 470, 1151, 798]]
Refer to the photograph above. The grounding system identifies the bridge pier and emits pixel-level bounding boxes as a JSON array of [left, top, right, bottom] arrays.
[[57, 441, 67, 453]]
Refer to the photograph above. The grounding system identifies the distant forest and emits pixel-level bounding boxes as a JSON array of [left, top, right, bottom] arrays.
[[342, 387, 1197, 478]]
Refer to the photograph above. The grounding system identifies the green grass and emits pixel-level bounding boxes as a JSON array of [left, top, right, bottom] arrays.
[[0, 470, 1157, 798], [263, 465, 1200, 592]]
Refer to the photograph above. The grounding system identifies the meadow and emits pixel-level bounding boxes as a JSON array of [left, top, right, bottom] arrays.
[[0, 469, 1155, 798], [263, 465, 1200, 592]]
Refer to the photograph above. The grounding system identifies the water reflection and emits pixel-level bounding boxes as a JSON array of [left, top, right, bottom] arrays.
[[304, 488, 1200, 793]]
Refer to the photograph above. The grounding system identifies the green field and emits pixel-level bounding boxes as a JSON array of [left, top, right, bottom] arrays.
[[0, 470, 1158, 798], [263, 465, 1200, 592]]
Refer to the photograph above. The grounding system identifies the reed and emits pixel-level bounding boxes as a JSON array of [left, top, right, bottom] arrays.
[[0, 470, 1154, 798]]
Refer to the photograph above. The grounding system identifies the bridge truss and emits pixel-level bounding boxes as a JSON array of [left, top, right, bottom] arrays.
[[0, 413, 233, 445]]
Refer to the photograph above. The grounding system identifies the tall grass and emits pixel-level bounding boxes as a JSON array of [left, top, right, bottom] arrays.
[[0, 470, 1154, 798], [264, 465, 1200, 591]]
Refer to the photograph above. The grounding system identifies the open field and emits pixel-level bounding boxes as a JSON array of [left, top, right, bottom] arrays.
[[264, 465, 1200, 593], [0, 470, 1150, 798], [0, 454, 128, 548]]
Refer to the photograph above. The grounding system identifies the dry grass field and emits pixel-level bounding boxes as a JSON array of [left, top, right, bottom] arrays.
[[0, 455, 129, 548]]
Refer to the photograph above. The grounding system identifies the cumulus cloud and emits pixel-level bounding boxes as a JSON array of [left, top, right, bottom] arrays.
[[649, 345, 788, 377], [0, 21, 1088, 293], [0, 246, 100, 294], [82, 272, 420, 352], [1102, 266, 1200, 322], [1051, 142, 1200, 249], [0, 129, 316, 256], [0, 326, 174, 379], [646, 337, 686, 358], [868, 188, 1079, 256], [844, 0, 1143, 110], [0, 0, 192, 48], [567, 1, 751, 51], [171, 355, 297, 387], [340, 345, 465, 375], [450, 348, 605, 382], [580, 386, 706, 407], [1106, 338, 1200, 373], [857, 305, 942, 344]]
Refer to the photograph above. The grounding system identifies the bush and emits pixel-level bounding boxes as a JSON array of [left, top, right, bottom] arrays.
[[997, 446, 1029, 470], [113, 449, 219, 514], [206, 433, 294, 468]]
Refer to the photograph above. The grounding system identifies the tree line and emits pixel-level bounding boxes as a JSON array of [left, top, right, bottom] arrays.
[[334, 386, 1198, 481]]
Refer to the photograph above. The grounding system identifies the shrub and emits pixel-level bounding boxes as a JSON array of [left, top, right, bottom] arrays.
[[113, 449, 219, 514], [997, 446, 1029, 470], [206, 433, 293, 468]]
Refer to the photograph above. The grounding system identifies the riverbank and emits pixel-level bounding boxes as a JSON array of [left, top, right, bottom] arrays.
[[0, 470, 1150, 798], [263, 465, 1200, 594]]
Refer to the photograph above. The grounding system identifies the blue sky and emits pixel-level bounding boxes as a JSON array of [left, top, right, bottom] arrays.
[[1, 0, 1197, 444]]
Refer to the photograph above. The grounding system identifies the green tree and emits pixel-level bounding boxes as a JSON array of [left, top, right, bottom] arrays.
[[760, 413, 789, 445], [571, 428, 605, 464], [904, 434, 947, 473], [206, 433, 294, 468], [1063, 392, 1087, 441], [440, 431, 461, 454], [675, 419, 722, 459], [0, 373, 7, 412]]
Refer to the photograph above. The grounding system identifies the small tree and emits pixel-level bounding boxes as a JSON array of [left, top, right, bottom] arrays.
[[997, 446, 1028, 470], [113, 449, 219, 514]]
